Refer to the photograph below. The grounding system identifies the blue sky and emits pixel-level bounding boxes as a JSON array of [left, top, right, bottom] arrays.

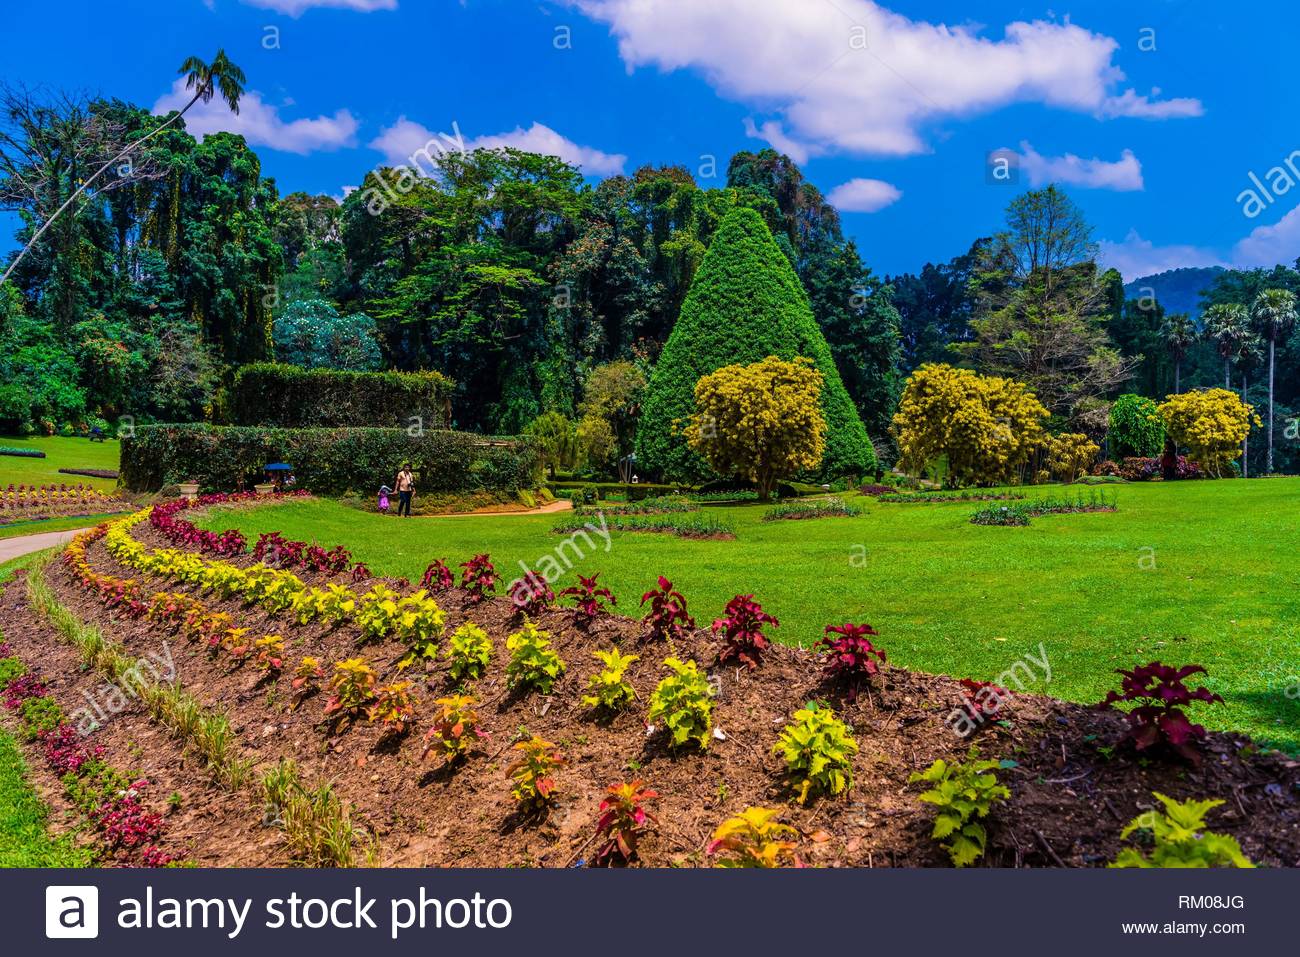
[[3, 0, 1297, 280]]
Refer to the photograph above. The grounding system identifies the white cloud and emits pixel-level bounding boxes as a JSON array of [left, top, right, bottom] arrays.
[[369, 118, 627, 177], [1014, 141, 1143, 191], [743, 118, 820, 165], [1099, 208, 1300, 281], [153, 78, 358, 154], [826, 177, 901, 213], [573, 1, 1201, 158], [240, 0, 397, 16]]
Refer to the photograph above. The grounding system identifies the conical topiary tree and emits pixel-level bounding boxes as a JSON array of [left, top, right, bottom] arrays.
[[636, 207, 875, 482]]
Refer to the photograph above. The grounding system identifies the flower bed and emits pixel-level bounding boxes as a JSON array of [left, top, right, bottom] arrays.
[[553, 513, 735, 540], [0, 483, 132, 524], [762, 497, 862, 521]]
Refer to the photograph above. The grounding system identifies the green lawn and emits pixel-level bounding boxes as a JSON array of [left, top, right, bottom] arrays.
[[0, 550, 90, 867], [0, 436, 121, 491], [202, 480, 1300, 751]]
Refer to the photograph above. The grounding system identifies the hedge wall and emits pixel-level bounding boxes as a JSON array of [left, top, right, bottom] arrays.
[[221, 364, 454, 429], [120, 424, 541, 495]]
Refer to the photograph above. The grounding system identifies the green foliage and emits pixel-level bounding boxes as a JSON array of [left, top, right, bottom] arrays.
[[772, 702, 858, 803], [223, 363, 452, 429], [507, 736, 564, 808], [910, 749, 1010, 867], [445, 622, 492, 684], [636, 207, 875, 483], [525, 411, 581, 477], [504, 620, 566, 694], [582, 647, 639, 711], [272, 299, 381, 371], [0, 731, 90, 866], [707, 806, 800, 868], [18, 696, 64, 740], [646, 657, 714, 749], [0, 656, 25, 688], [1109, 394, 1166, 458], [119, 423, 541, 495], [1111, 792, 1254, 868], [763, 497, 861, 520]]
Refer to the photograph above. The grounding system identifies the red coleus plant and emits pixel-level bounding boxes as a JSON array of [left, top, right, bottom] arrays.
[[460, 554, 497, 603], [3, 672, 48, 710], [713, 594, 779, 670], [350, 562, 373, 583], [560, 572, 616, 621], [592, 780, 659, 866], [817, 622, 887, 700], [640, 576, 695, 642], [1099, 662, 1223, 764], [93, 784, 164, 850], [509, 569, 555, 616], [41, 724, 106, 775], [420, 559, 455, 591], [958, 678, 1008, 725]]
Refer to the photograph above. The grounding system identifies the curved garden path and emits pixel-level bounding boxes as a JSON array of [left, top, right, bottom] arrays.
[[0, 527, 90, 562]]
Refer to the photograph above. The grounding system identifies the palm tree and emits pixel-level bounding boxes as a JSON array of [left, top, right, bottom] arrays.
[[1161, 312, 1198, 393], [1, 50, 245, 284], [1202, 303, 1251, 388], [1250, 287, 1298, 473], [1233, 332, 1264, 477]]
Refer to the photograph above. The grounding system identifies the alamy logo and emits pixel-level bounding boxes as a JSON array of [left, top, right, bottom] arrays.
[[45, 885, 99, 938]]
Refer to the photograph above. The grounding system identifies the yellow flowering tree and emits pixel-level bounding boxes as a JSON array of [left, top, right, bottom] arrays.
[[893, 363, 1048, 487], [1159, 388, 1260, 477], [684, 355, 826, 500], [1045, 433, 1100, 483]]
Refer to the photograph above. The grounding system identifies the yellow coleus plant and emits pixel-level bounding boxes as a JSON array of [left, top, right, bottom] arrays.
[[1159, 388, 1260, 477], [684, 355, 826, 501], [893, 363, 1048, 486]]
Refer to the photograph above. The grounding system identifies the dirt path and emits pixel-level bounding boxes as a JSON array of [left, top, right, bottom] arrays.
[[0, 527, 90, 562]]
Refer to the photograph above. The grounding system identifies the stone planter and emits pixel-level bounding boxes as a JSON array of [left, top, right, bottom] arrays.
[[178, 482, 200, 501], [254, 483, 275, 495]]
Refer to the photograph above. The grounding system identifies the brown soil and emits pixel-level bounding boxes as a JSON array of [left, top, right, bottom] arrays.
[[0, 577, 285, 866], [4, 521, 1299, 869]]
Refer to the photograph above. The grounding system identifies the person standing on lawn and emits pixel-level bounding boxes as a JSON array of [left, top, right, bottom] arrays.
[[394, 464, 415, 517]]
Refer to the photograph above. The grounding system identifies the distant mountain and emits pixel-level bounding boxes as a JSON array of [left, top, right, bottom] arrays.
[[1122, 267, 1226, 318]]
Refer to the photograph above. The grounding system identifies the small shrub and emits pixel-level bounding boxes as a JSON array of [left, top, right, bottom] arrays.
[[420, 559, 455, 591], [712, 594, 778, 669], [508, 569, 555, 616], [253, 635, 285, 674], [762, 497, 862, 521], [639, 576, 695, 642], [355, 584, 401, 643], [957, 678, 1008, 727], [460, 553, 496, 603], [560, 572, 616, 620], [323, 658, 377, 718], [817, 622, 887, 700], [707, 807, 800, 868], [507, 735, 564, 808], [19, 696, 64, 740], [970, 503, 1033, 526], [593, 780, 658, 866], [1110, 792, 1254, 869], [909, 748, 1010, 867], [292, 656, 324, 693], [1100, 662, 1223, 764], [646, 657, 714, 750], [0, 656, 25, 688], [422, 694, 487, 763], [505, 620, 566, 694], [367, 681, 418, 735], [773, 702, 858, 804], [582, 648, 639, 712], [444, 622, 492, 684]]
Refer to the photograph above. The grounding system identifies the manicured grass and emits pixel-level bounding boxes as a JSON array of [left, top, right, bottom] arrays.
[[0, 550, 91, 867], [201, 480, 1300, 751], [0, 436, 121, 491], [0, 514, 122, 541]]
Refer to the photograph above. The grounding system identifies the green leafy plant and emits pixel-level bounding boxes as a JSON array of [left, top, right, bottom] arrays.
[[1110, 792, 1254, 868], [355, 584, 401, 643], [366, 681, 418, 735], [507, 735, 564, 808], [646, 657, 714, 749], [707, 807, 800, 868], [444, 622, 492, 684], [772, 701, 857, 804], [909, 748, 1010, 867], [0, 656, 26, 688], [322, 658, 377, 718], [582, 647, 639, 712], [505, 620, 566, 694], [19, 696, 64, 740]]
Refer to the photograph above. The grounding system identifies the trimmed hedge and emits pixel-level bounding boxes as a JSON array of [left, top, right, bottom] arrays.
[[221, 363, 454, 429], [120, 424, 541, 495], [0, 447, 44, 459], [635, 207, 876, 483]]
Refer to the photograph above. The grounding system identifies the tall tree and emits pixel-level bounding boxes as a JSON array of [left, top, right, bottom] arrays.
[[1161, 313, 1198, 393], [1203, 303, 1251, 388], [1249, 288, 1297, 473], [1, 50, 244, 284]]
